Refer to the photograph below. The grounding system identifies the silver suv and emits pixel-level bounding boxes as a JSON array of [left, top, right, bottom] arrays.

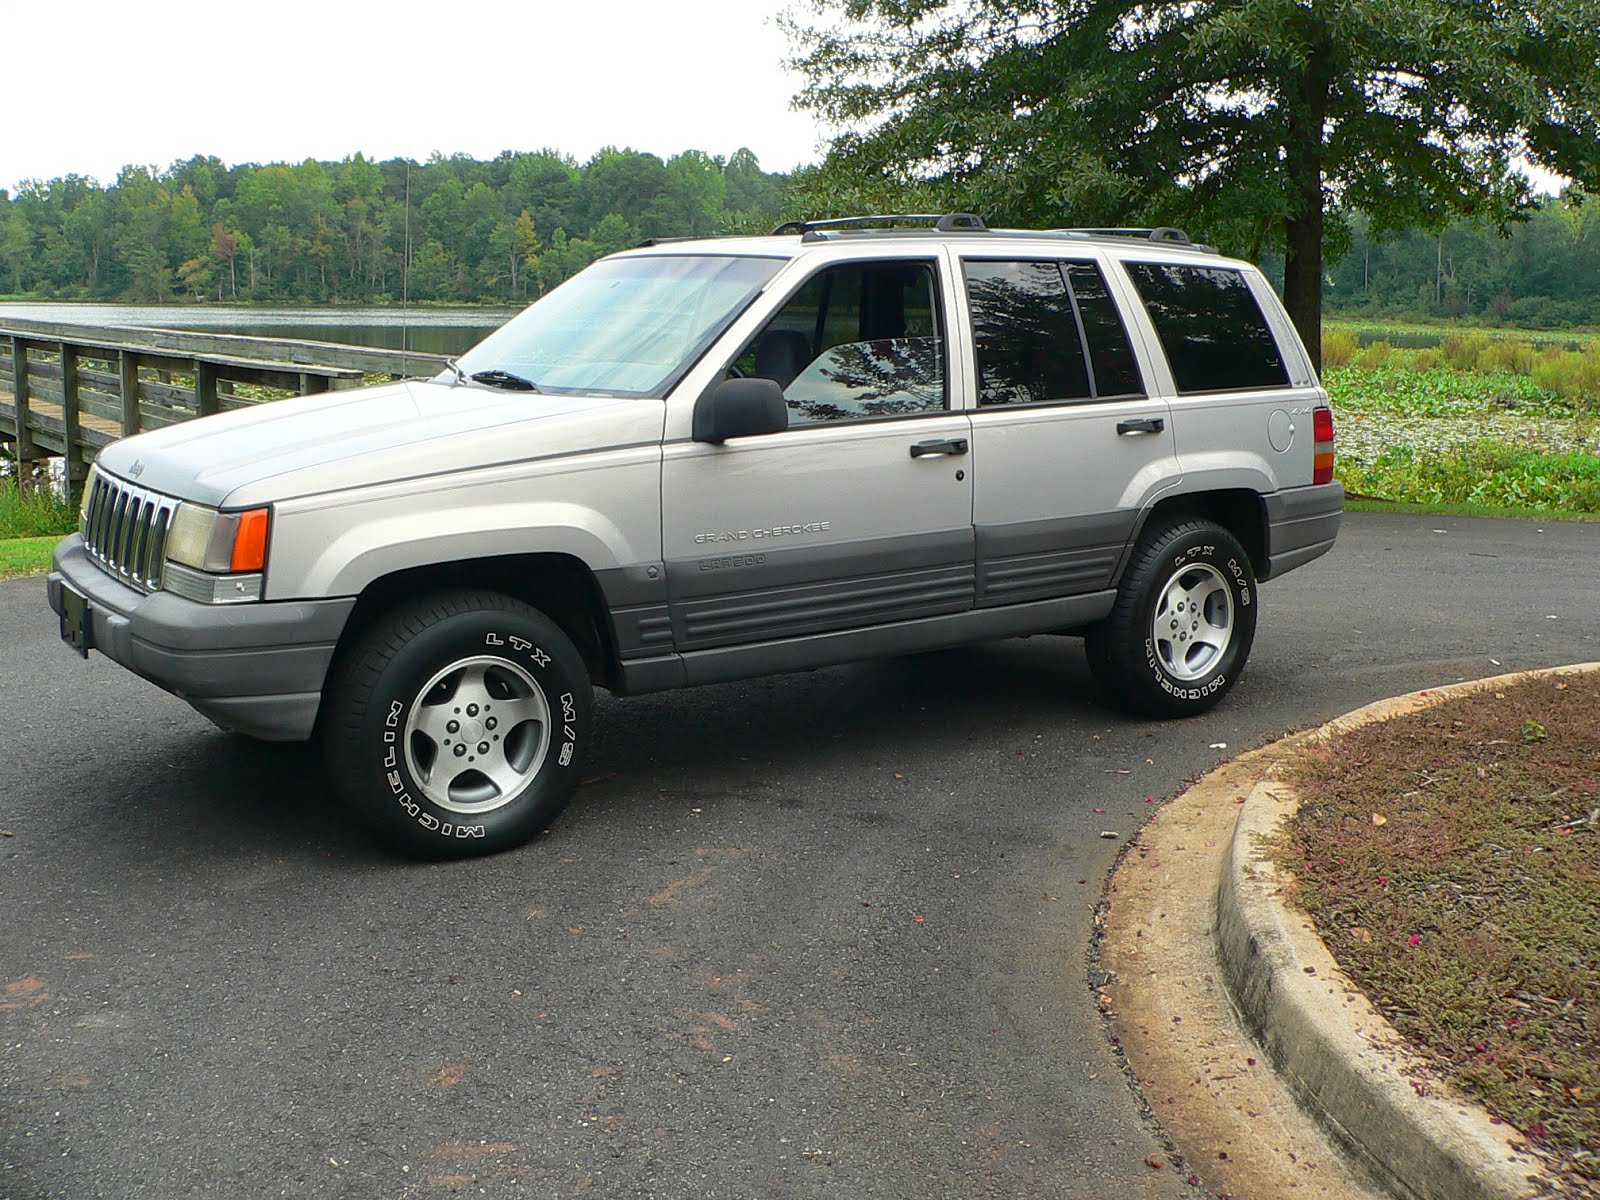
[[48, 214, 1342, 857]]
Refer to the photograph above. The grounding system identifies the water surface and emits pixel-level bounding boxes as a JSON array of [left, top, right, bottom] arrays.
[[0, 302, 520, 357]]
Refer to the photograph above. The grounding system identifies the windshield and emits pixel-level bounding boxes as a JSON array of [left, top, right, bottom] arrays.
[[452, 254, 782, 397]]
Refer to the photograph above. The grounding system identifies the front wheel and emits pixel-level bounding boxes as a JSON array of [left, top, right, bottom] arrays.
[[1085, 520, 1257, 718], [321, 591, 592, 858]]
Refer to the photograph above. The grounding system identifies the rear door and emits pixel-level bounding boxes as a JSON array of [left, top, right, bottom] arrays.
[[1117, 260, 1321, 494], [959, 254, 1180, 607]]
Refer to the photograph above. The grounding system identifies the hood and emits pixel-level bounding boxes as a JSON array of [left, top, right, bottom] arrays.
[[94, 380, 657, 508]]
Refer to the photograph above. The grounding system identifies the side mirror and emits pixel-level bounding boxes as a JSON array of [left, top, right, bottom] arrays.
[[693, 377, 788, 444]]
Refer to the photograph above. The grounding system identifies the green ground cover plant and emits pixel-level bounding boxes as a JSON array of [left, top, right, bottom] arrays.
[[1282, 673, 1600, 1193], [1322, 328, 1600, 513], [1340, 442, 1600, 511], [0, 478, 78, 539]]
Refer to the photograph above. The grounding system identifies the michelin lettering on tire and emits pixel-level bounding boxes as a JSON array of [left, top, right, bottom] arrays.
[[324, 593, 593, 858], [371, 624, 580, 841], [1086, 519, 1259, 718]]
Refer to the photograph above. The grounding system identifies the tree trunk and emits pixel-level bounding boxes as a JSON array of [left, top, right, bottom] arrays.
[[1284, 201, 1323, 372], [1281, 33, 1333, 373]]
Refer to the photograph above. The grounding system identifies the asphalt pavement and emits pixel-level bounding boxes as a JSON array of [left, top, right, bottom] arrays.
[[2, 512, 1596, 1200]]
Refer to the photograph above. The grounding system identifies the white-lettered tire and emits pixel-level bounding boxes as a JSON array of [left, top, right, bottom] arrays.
[[1085, 519, 1257, 718], [321, 590, 591, 858]]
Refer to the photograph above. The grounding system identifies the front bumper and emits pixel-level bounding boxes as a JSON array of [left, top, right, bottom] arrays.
[[47, 537, 355, 741]]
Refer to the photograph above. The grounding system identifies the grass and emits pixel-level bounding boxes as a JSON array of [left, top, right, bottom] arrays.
[[1281, 674, 1600, 1192], [0, 478, 79, 539], [0, 477, 78, 580], [1345, 497, 1600, 523], [0, 535, 64, 580]]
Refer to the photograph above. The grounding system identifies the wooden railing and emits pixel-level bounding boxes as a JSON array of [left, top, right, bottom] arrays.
[[0, 320, 451, 499]]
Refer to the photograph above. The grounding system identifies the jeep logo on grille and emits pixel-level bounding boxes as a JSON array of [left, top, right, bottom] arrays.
[[128, 460, 145, 478]]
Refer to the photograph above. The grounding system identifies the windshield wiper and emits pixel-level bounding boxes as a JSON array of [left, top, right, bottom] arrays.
[[442, 358, 468, 385], [469, 368, 540, 392]]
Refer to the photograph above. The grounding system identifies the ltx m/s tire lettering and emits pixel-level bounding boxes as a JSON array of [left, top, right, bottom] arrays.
[[322, 590, 593, 860], [1087, 519, 1258, 719]]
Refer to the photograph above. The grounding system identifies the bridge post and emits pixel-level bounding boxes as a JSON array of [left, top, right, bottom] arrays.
[[60, 344, 88, 505], [6, 335, 41, 489], [119, 350, 141, 436], [195, 360, 219, 417]]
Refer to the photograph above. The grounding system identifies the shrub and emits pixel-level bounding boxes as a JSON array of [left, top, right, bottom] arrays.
[[0, 477, 78, 539], [1441, 331, 1494, 371], [1474, 339, 1533, 375], [1531, 349, 1600, 410], [1321, 328, 1359, 369], [1354, 339, 1395, 369]]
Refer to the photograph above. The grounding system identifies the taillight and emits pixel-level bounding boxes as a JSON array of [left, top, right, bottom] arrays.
[[1312, 405, 1335, 485]]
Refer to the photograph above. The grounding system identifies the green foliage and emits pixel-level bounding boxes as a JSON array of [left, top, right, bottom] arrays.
[[1324, 335, 1600, 513], [0, 478, 77, 539], [1339, 441, 1600, 512], [1321, 328, 1359, 369], [1532, 349, 1600, 404], [0, 148, 792, 305], [1327, 364, 1580, 418], [786, 1, 1600, 357], [1326, 331, 1600, 412], [1326, 197, 1600, 327]]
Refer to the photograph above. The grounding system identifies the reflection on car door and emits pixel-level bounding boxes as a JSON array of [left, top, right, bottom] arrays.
[[661, 257, 976, 668]]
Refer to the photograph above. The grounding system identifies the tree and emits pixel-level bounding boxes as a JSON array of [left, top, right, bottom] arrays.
[[649, 151, 727, 237], [786, 1, 1600, 366]]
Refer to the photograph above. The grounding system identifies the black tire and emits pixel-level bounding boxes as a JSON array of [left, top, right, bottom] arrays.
[[321, 590, 592, 859], [1085, 519, 1257, 718]]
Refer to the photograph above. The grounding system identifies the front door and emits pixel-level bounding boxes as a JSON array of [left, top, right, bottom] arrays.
[[661, 255, 975, 661]]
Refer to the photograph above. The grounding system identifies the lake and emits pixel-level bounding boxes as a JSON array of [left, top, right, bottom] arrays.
[[0, 302, 522, 357]]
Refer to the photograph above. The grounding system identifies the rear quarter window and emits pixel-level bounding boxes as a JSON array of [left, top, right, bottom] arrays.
[[1124, 263, 1289, 394]]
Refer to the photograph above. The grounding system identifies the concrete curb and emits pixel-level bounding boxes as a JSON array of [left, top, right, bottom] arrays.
[[1215, 663, 1600, 1200]]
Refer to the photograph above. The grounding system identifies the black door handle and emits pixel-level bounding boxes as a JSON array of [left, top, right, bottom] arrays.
[[909, 438, 970, 458], [1116, 417, 1165, 435]]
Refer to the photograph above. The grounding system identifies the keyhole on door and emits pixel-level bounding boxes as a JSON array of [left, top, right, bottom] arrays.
[[955, 469, 965, 481]]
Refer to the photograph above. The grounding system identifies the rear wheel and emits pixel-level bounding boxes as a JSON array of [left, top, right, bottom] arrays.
[[1086, 519, 1257, 718], [321, 591, 591, 858]]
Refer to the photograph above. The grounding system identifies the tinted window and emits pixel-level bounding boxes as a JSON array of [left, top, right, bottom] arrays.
[[1124, 264, 1288, 393], [733, 261, 945, 425], [1064, 263, 1144, 398], [964, 261, 1090, 406]]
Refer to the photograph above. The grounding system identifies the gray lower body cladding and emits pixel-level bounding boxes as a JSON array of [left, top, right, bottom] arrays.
[[47, 537, 354, 741], [1262, 482, 1343, 580], [615, 590, 1118, 694]]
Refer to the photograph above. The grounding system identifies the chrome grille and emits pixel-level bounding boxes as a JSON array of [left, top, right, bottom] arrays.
[[81, 474, 177, 592]]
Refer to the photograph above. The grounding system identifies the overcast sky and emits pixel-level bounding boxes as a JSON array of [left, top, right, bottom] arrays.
[[3, 0, 828, 192]]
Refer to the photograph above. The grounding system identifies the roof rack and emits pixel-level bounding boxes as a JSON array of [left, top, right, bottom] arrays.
[[770, 213, 988, 240], [1052, 226, 1195, 245]]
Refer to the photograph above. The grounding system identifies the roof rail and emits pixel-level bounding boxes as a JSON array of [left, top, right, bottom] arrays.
[[1052, 226, 1195, 245], [770, 213, 988, 238]]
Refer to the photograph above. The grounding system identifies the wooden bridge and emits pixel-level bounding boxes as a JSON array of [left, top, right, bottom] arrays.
[[0, 319, 451, 499]]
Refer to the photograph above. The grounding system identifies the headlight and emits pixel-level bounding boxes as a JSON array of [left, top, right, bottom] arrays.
[[166, 503, 271, 573], [79, 464, 98, 522]]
